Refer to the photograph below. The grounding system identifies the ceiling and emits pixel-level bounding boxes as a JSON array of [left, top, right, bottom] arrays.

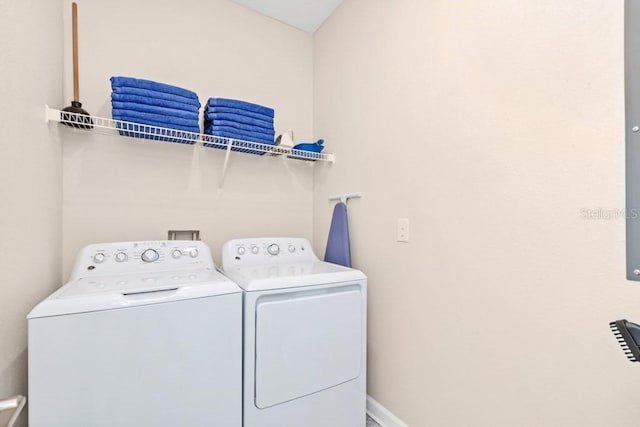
[[231, 0, 343, 33]]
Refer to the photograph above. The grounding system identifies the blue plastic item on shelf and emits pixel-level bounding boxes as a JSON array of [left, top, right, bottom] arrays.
[[293, 139, 324, 153], [290, 139, 324, 161]]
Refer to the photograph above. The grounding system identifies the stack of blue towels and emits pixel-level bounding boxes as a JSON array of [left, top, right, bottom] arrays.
[[110, 76, 201, 144], [203, 98, 275, 154]]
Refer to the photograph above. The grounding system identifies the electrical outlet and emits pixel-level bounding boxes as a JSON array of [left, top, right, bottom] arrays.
[[397, 218, 409, 242]]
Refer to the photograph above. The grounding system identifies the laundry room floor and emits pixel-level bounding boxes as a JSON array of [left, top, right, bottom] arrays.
[[366, 415, 381, 426]]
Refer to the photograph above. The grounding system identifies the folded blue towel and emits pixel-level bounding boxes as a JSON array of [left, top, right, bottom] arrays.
[[204, 128, 274, 145], [205, 106, 273, 122], [112, 109, 199, 130], [112, 101, 199, 120], [111, 86, 200, 109], [205, 125, 274, 140], [112, 93, 200, 112], [207, 98, 274, 117], [204, 113, 273, 130], [111, 76, 199, 101], [324, 202, 351, 267], [204, 119, 275, 134]]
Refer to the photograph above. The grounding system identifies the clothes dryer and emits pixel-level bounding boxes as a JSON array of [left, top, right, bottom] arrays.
[[221, 237, 367, 427]]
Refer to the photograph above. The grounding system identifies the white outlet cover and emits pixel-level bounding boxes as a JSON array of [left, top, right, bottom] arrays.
[[397, 218, 409, 243]]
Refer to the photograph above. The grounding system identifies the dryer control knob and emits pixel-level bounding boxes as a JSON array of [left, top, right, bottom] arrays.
[[172, 249, 182, 259], [237, 247, 246, 255], [251, 246, 259, 254], [114, 252, 128, 263], [141, 249, 160, 263], [189, 248, 199, 258], [288, 245, 295, 253], [93, 253, 106, 264], [267, 244, 280, 256]]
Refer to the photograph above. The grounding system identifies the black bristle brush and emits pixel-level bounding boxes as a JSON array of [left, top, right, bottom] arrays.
[[609, 319, 640, 363]]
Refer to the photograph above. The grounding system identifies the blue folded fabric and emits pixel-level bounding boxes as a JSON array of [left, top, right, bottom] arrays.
[[112, 93, 200, 112], [207, 98, 274, 117], [204, 113, 273, 130], [112, 101, 199, 120], [205, 106, 273, 122], [204, 119, 275, 134], [111, 87, 200, 108], [112, 109, 199, 130], [111, 76, 199, 101], [204, 128, 274, 145], [324, 202, 351, 267], [205, 125, 274, 140]]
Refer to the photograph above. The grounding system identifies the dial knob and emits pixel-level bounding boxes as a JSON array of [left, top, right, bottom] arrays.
[[288, 245, 296, 253], [189, 248, 199, 258], [114, 252, 128, 263], [251, 246, 259, 255], [172, 249, 182, 259], [237, 247, 246, 255], [267, 244, 280, 256], [93, 253, 106, 264], [141, 249, 160, 263]]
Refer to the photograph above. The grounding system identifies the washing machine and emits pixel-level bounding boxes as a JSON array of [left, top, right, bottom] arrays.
[[28, 240, 242, 427], [220, 237, 367, 427]]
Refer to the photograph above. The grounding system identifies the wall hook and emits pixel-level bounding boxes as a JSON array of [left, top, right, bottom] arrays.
[[329, 192, 363, 204]]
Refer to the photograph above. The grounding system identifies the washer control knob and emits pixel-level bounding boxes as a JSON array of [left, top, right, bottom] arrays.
[[141, 249, 160, 263], [267, 244, 280, 256], [251, 245, 259, 255], [288, 245, 295, 253], [93, 253, 106, 264], [172, 249, 182, 259], [114, 252, 128, 263], [189, 248, 199, 258], [237, 247, 246, 255]]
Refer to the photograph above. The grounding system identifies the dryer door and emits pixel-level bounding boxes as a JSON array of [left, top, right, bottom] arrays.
[[254, 285, 362, 409]]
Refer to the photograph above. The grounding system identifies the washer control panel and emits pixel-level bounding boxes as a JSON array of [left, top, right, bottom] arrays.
[[70, 241, 214, 280], [222, 238, 318, 267]]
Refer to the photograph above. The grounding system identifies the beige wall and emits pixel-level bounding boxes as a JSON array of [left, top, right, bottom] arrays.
[[0, 0, 63, 424], [62, 0, 315, 275], [314, 0, 640, 425]]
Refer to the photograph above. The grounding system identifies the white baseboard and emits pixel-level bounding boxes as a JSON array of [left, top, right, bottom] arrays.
[[366, 395, 410, 427]]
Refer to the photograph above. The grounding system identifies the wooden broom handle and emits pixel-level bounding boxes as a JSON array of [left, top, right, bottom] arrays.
[[72, 2, 79, 102]]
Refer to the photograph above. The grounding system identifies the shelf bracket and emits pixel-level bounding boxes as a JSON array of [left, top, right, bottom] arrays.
[[219, 139, 234, 188], [45, 105, 61, 123]]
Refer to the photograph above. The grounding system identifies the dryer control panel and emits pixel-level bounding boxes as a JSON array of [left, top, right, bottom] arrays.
[[222, 238, 317, 267], [69, 241, 214, 280]]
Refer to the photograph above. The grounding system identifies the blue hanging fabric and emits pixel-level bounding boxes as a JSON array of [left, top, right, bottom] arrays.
[[324, 202, 351, 267]]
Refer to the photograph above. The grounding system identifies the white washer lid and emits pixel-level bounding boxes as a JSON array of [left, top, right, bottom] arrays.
[[220, 261, 365, 292], [28, 269, 241, 318]]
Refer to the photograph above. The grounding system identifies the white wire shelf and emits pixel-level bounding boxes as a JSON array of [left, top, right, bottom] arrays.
[[45, 106, 335, 163]]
